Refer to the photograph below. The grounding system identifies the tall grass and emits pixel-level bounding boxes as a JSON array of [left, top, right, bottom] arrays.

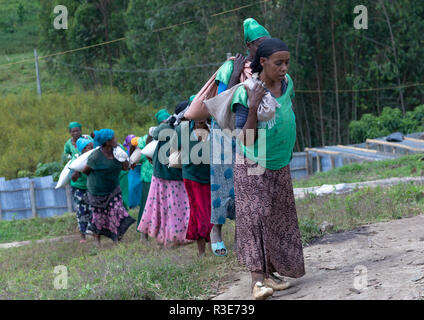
[[0, 90, 163, 179]]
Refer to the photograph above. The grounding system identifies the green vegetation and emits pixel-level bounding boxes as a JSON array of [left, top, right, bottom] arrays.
[[293, 154, 424, 189], [349, 105, 424, 144], [0, 212, 77, 243], [1, 182, 423, 299], [0, 91, 159, 179]]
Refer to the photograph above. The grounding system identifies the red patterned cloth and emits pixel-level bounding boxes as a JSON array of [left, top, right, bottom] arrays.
[[183, 179, 213, 242]]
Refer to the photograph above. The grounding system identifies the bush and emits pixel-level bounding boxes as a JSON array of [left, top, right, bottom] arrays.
[[0, 89, 160, 179], [349, 105, 424, 143]]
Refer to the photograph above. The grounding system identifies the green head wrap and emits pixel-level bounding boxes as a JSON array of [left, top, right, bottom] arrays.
[[155, 109, 170, 124], [243, 18, 270, 43], [68, 122, 82, 130]]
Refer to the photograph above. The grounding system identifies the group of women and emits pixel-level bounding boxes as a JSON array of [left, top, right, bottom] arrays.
[[62, 18, 305, 300]]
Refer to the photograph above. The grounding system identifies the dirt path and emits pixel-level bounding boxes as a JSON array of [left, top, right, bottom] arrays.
[[0, 235, 80, 249], [213, 214, 424, 300]]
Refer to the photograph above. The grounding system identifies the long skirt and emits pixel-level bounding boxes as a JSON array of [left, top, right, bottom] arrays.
[[71, 187, 92, 234], [87, 189, 136, 242], [210, 120, 236, 225], [184, 179, 214, 242], [137, 176, 192, 247], [136, 180, 151, 232], [234, 159, 305, 278]]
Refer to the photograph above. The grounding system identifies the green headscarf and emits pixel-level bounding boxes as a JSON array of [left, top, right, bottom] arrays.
[[243, 18, 270, 43], [155, 109, 170, 124], [68, 122, 82, 130]]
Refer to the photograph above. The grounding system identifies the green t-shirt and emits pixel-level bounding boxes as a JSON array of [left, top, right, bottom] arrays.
[[137, 135, 153, 183], [86, 148, 123, 196], [231, 74, 296, 170], [174, 121, 210, 184], [152, 123, 183, 181], [215, 60, 234, 86], [63, 138, 79, 161], [70, 170, 88, 190]]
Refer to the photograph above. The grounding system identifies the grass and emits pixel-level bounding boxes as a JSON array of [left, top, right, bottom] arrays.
[[1, 182, 423, 299], [293, 154, 424, 188]]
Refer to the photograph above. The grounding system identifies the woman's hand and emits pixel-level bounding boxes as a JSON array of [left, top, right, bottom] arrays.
[[71, 171, 80, 182], [233, 53, 246, 75], [245, 82, 266, 114]]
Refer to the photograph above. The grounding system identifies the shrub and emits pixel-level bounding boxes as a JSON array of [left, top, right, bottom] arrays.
[[0, 89, 160, 179]]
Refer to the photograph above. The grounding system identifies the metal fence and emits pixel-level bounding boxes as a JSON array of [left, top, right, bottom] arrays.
[[0, 176, 73, 221]]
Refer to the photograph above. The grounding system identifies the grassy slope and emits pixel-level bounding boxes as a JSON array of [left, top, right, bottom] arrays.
[[0, 0, 76, 95], [293, 154, 424, 188]]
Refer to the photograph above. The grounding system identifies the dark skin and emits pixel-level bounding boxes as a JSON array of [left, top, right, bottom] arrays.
[[227, 36, 270, 89], [237, 50, 291, 291], [71, 142, 94, 182], [69, 127, 82, 147], [81, 136, 130, 247], [238, 51, 290, 147], [212, 36, 270, 255]]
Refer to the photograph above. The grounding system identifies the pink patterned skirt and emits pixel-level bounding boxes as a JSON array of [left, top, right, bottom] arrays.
[[137, 176, 192, 247]]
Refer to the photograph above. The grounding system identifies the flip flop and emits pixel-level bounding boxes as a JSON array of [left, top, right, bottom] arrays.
[[212, 241, 228, 257]]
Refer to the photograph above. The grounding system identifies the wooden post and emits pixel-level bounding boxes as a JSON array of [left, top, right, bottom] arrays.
[[305, 149, 310, 176], [317, 154, 321, 173], [29, 181, 37, 218], [65, 184, 73, 213], [330, 156, 336, 169]]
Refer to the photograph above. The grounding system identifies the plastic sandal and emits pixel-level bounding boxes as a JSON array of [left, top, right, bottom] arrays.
[[212, 241, 228, 257]]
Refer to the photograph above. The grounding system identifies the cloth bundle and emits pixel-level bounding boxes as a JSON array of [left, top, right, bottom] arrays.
[[184, 57, 252, 121], [203, 73, 281, 132]]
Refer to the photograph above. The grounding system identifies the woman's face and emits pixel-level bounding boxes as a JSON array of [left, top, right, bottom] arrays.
[[82, 142, 93, 153], [260, 51, 290, 82], [70, 127, 81, 141], [247, 36, 269, 58], [105, 136, 118, 148]]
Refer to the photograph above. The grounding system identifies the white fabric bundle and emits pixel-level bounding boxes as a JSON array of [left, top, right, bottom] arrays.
[[204, 73, 282, 131]]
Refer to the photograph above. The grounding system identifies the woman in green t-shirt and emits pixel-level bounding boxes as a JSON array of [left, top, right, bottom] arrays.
[[231, 38, 305, 300], [82, 129, 136, 246]]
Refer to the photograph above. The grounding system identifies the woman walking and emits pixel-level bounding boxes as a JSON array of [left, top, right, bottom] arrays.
[[82, 129, 136, 246], [231, 38, 305, 300], [70, 137, 94, 243], [174, 119, 213, 257], [210, 18, 271, 256], [137, 103, 192, 248]]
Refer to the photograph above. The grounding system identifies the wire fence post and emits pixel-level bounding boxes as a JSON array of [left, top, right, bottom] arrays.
[[34, 48, 42, 96], [227, 52, 232, 60], [65, 185, 73, 213]]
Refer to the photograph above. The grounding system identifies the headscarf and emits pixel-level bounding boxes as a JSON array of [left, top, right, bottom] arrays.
[[76, 137, 93, 153], [93, 129, 115, 148], [155, 109, 171, 124], [68, 122, 82, 130], [243, 18, 270, 43], [131, 137, 140, 147], [250, 38, 289, 74], [123, 134, 136, 152]]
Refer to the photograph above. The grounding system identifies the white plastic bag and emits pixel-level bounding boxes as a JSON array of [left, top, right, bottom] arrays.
[[141, 140, 158, 159], [113, 146, 129, 162], [55, 160, 72, 189], [68, 148, 97, 172], [130, 147, 142, 165]]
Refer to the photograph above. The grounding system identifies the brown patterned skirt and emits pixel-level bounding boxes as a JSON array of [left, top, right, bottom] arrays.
[[234, 160, 305, 278]]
